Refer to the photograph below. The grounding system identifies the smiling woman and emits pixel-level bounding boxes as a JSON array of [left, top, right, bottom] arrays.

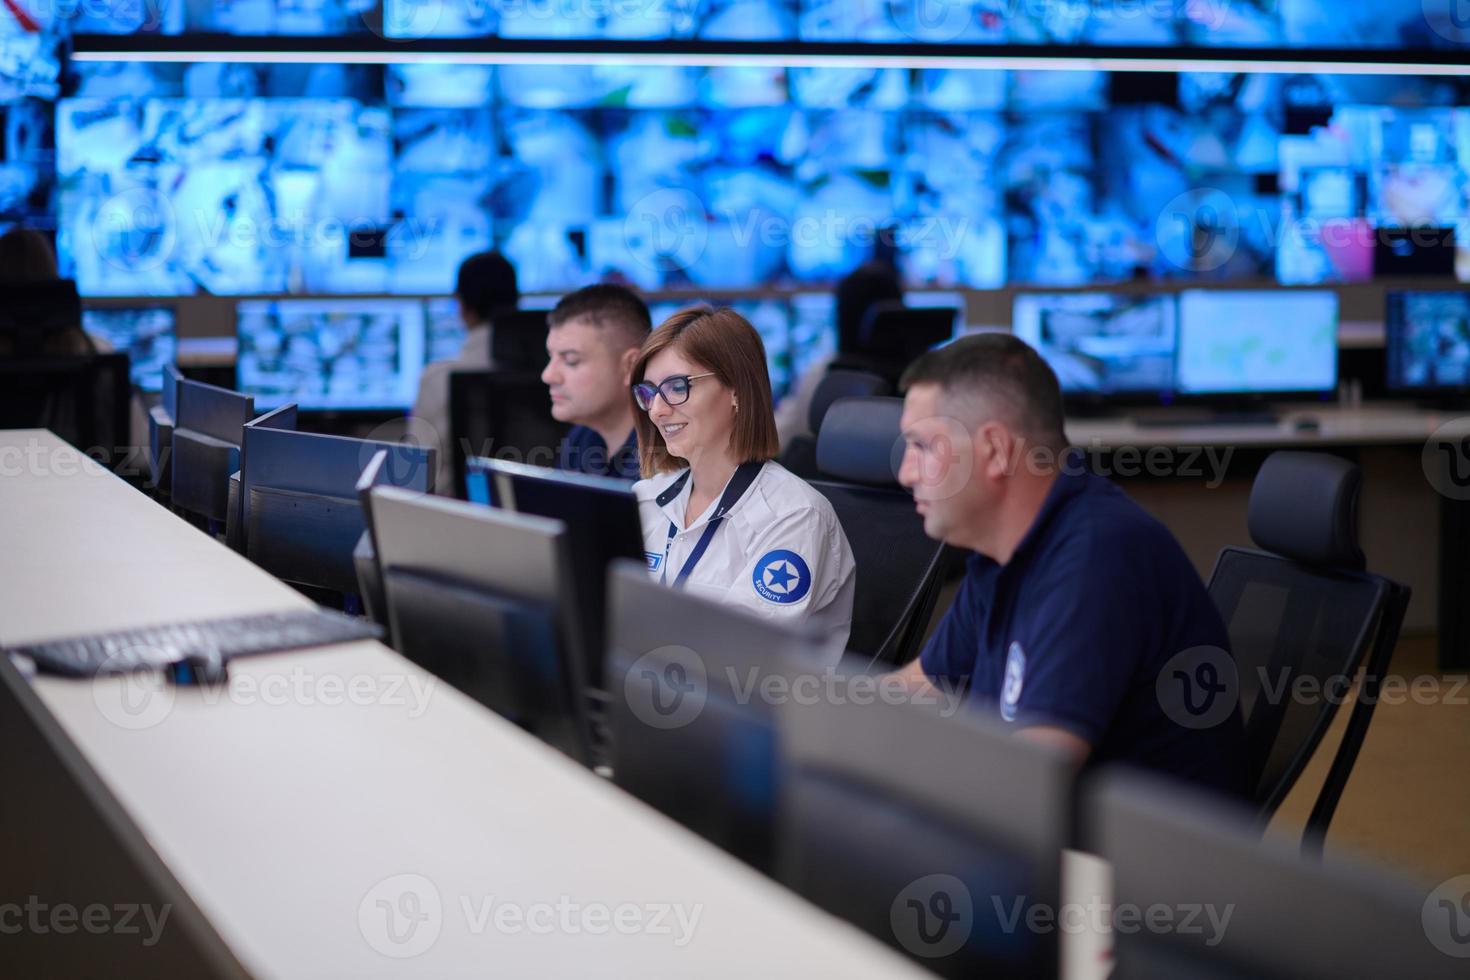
[[628, 306, 856, 655]]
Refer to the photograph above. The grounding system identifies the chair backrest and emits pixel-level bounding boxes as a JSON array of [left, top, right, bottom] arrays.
[[238, 423, 434, 596], [148, 363, 184, 495], [778, 696, 1072, 980], [1088, 768, 1463, 980], [1207, 451, 1397, 822], [447, 369, 568, 498], [779, 369, 894, 480], [490, 308, 553, 372], [809, 369, 892, 435], [605, 562, 834, 872], [172, 377, 254, 524], [0, 280, 83, 354], [371, 487, 591, 763], [0, 354, 130, 456], [812, 396, 953, 665]]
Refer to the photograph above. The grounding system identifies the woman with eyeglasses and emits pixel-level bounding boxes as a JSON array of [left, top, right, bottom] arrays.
[[630, 306, 856, 654]]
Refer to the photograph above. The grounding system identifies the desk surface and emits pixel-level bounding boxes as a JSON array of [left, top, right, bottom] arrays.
[[1066, 403, 1470, 450], [1, 429, 940, 979]]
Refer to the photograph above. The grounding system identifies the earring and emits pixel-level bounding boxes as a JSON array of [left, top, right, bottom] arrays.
[[733, 399, 739, 413]]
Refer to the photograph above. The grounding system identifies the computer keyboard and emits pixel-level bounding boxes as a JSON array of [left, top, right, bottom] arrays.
[[5, 608, 382, 678]]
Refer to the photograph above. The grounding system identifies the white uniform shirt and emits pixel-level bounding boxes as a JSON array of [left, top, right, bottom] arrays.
[[633, 460, 856, 660]]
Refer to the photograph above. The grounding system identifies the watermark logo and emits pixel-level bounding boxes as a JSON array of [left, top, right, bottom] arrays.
[[891, 874, 974, 959], [624, 187, 709, 276], [1156, 187, 1241, 273], [0, 897, 171, 947], [622, 645, 708, 731], [1424, 0, 1470, 43], [375, 0, 446, 39], [92, 187, 177, 274], [1423, 875, 1470, 958], [359, 874, 443, 958], [889, 0, 975, 41], [91, 646, 177, 731], [1423, 421, 1470, 501], [1156, 645, 1240, 730]]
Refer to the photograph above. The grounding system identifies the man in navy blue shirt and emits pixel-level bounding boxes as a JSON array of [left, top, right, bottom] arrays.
[[542, 284, 650, 481], [894, 333, 1247, 798]]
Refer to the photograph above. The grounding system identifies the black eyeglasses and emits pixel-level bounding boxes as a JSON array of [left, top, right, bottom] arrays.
[[632, 373, 716, 411]]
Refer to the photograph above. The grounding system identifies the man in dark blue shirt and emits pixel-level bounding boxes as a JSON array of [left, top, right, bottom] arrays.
[[894, 333, 1247, 799], [542, 284, 650, 481]]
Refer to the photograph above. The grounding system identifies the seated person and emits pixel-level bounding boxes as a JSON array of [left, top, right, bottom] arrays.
[[775, 261, 902, 449], [893, 333, 1247, 798], [0, 228, 99, 356], [631, 306, 856, 654], [412, 250, 518, 493], [542, 284, 650, 481]]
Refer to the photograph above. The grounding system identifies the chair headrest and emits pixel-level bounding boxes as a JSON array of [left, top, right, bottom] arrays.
[[816, 396, 904, 487], [1248, 451, 1364, 569], [808, 369, 892, 434]]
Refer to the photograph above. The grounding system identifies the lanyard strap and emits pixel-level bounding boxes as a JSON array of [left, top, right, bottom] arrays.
[[660, 462, 763, 588]]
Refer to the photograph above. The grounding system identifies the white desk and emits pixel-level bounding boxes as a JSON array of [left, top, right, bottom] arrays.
[[1067, 403, 1470, 450], [0, 429, 939, 979]]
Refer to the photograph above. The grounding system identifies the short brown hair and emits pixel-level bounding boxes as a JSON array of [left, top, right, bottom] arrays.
[[900, 333, 1068, 452], [631, 306, 780, 477], [549, 283, 652, 351]]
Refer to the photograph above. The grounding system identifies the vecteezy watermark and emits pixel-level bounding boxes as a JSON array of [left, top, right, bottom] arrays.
[[889, 876, 1235, 959], [373, 0, 695, 41], [1157, 187, 1242, 273], [1423, 875, 1470, 959], [892, 875, 975, 959], [357, 874, 703, 958], [621, 648, 966, 732], [1156, 646, 1242, 731], [91, 661, 437, 731], [0, 438, 160, 483], [1156, 645, 1470, 730], [1422, 421, 1470, 501], [24, 0, 173, 32], [0, 897, 171, 947], [1423, 0, 1470, 44], [991, 895, 1235, 947]]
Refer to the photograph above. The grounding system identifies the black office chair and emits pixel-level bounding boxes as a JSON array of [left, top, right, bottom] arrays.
[[147, 364, 183, 502], [447, 369, 568, 499], [777, 696, 1072, 980], [1207, 451, 1411, 849], [0, 354, 130, 455], [779, 368, 892, 479], [809, 396, 956, 666], [1088, 768, 1463, 980], [857, 302, 959, 384]]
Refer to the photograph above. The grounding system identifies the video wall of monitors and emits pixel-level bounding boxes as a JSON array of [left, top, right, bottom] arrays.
[[1386, 289, 1470, 393], [7, 0, 1466, 44], [29, 61, 1469, 299], [1015, 289, 1340, 402]]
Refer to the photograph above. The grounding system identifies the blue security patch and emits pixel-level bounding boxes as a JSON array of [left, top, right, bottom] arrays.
[[645, 552, 663, 572], [752, 550, 812, 604]]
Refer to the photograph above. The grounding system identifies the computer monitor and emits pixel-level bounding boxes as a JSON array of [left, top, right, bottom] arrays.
[[647, 299, 795, 400], [1012, 292, 1178, 401], [489, 308, 553, 373], [606, 561, 834, 871], [1374, 225, 1457, 278], [148, 364, 183, 493], [81, 305, 176, 392], [1176, 290, 1338, 399], [466, 458, 643, 690], [235, 298, 427, 411], [447, 369, 568, 498], [171, 378, 254, 525], [1089, 769, 1463, 980], [859, 303, 958, 372], [1385, 289, 1470, 394], [370, 487, 592, 763], [239, 425, 435, 596], [778, 695, 1072, 980]]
